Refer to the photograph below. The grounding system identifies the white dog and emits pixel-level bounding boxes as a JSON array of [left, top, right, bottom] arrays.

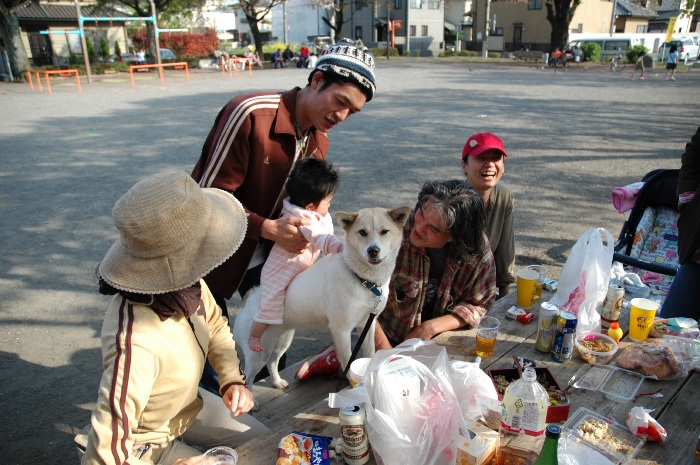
[[233, 206, 410, 390]]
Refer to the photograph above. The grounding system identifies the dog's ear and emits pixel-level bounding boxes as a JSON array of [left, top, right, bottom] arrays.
[[335, 211, 359, 231], [388, 206, 411, 227]]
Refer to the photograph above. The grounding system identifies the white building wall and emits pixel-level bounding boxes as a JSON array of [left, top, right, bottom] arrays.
[[271, 1, 331, 44]]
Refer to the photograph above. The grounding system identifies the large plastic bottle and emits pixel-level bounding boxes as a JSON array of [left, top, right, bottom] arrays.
[[494, 367, 549, 465]]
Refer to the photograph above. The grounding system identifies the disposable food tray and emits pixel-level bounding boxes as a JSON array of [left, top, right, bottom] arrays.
[[562, 407, 645, 464], [570, 365, 644, 402]]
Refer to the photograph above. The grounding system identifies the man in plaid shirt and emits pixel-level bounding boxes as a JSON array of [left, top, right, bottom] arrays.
[[375, 180, 497, 348]]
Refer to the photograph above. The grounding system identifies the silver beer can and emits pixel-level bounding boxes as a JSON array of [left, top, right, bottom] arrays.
[[601, 283, 625, 329], [552, 311, 577, 362], [339, 404, 370, 465], [535, 302, 560, 352]]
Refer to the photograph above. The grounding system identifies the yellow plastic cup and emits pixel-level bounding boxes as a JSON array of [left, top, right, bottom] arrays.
[[516, 269, 539, 309], [628, 298, 659, 342]]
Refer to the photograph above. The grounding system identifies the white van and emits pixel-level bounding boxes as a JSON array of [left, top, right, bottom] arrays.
[[568, 33, 666, 61]]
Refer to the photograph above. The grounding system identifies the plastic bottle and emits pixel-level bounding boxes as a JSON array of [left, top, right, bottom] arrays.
[[607, 322, 624, 344], [495, 367, 549, 465], [532, 424, 561, 465]]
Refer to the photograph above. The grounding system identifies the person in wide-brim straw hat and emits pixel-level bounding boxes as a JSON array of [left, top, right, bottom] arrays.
[[80, 171, 268, 465]]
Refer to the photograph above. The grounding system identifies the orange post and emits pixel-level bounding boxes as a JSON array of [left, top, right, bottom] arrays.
[[42, 69, 81, 94], [129, 63, 190, 87], [36, 71, 42, 92], [27, 70, 34, 90]]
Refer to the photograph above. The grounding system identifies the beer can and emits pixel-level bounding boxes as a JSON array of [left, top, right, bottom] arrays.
[[551, 311, 577, 362], [601, 283, 625, 329], [339, 404, 370, 465], [535, 302, 560, 352]]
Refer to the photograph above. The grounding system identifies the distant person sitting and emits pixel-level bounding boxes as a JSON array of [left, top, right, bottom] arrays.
[[549, 48, 562, 67], [272, 49, 284, 69], [244, 46, 264, 69], [282, 45, 294, 63], [300, 44, 310, 68], [307, 53, 318, 68]]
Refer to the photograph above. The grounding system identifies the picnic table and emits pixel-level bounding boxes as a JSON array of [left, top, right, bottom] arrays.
[[236, 288, 699, 464]]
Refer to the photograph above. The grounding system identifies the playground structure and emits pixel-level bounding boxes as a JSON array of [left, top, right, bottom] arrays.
[[27, 69, 81, 94], [129, 62, 189, 87], [220, 56, 253, 77]]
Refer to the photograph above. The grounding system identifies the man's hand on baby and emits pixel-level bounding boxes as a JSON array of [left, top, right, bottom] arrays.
[[262, 216, 310, 254]]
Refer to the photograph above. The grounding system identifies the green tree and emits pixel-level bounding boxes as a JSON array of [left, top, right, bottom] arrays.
[[545, 0, 582, 52], [0, 0, 32, 79], [100, 36, 110, 57], [86, 36, 95, 60], [114, 40, 122, 55]]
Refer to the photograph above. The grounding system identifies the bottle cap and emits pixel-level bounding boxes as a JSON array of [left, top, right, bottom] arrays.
[[545, 424, 561, 439]]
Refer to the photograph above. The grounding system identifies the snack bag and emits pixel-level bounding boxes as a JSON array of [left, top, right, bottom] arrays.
[[626, 407, 667, 442], [650, 317, 699, 339], [277, 432, 333, 465]]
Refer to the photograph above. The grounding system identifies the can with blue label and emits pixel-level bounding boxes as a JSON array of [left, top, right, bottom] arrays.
[[551, 311, 577, 362]]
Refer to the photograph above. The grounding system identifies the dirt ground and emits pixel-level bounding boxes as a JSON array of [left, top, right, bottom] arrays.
[[1, 59, 697, 464]]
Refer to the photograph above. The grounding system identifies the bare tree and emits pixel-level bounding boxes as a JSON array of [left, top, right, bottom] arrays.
[[304, 0, 347, 43], [545, 0, 582, 51], [237, 0, 285, 55], [0, 0, 33, 79]]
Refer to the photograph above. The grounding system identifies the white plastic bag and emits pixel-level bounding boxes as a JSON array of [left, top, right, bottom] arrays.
[[448, 360, 499, 423], [329, 339, 462, 465], [549, 228, 614, 336]]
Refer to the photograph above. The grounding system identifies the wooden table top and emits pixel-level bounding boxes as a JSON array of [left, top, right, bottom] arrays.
[[235, 290, 699, 465]]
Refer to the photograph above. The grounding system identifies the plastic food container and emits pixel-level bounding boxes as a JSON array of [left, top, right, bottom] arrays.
[[575, 332, 618, 365], [563, 407, 645, 464], [348, 358, 370, 387], [570, 364, 645, 403]]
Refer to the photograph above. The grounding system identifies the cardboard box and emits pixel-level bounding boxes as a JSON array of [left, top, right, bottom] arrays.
[[455, 421, 499, 465], [487, 367, 570, 423]]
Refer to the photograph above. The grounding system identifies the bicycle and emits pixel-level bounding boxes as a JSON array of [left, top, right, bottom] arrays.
[[610, 48, 627, 72]]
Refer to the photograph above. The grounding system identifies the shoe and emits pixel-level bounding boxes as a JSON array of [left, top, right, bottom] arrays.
[[671, 77, 676, 81], [295, 344, 339, 381], [640, 77, 644, 80]]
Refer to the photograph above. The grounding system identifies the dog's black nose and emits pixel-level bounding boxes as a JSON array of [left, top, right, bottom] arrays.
[[367, 245, 380, 258]]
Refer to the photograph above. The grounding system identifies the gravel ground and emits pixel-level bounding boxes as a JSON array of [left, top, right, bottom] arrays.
[[1, 59, 697, 464]]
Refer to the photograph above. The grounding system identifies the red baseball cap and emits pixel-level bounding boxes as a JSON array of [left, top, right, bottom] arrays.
[[461, 132, 508, 160]]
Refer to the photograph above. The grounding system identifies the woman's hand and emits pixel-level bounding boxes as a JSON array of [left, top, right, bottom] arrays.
[[171, 455, 203, 465], [222, 384, 255, 416]]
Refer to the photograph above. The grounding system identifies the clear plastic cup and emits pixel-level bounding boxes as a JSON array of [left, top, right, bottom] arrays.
[[202, 446, 238, 465]]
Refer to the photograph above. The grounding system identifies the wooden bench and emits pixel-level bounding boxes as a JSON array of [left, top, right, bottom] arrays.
[[512, 50, 543, 64]]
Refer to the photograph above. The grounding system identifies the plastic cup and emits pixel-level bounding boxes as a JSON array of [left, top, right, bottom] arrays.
[[516, 269, 539, 309], [476, 316, 501, 358], [628, 298, 659, 342], [202, 446, 238, 465], [348, 357, 370, 387], [527, 265, 547, 300]]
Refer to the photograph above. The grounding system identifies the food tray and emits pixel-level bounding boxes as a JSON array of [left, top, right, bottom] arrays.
[[563, 407, 645, 464], [488, 367, 570, 423], [571, 365, 644, 402]]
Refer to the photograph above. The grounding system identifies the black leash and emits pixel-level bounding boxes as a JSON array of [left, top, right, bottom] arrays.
[[335, 276, 382, 391]]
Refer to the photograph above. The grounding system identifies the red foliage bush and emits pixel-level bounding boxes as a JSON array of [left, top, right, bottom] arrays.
[[131, 28, 219, 57]]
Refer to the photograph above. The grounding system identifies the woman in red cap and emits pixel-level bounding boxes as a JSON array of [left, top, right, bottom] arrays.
[[461, 132, 515, 297]]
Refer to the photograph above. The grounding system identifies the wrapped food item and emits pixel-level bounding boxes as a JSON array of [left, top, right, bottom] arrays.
[[616, 338, 696, 379], [277, 432, 333, 465], [649, 317, 699, 339], [626, 407, 667, 442]]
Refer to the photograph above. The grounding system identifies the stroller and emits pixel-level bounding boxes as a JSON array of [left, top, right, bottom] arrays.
[[613, 169, 680, 296]]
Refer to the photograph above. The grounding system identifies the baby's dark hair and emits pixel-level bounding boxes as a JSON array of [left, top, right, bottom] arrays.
[[286, 157, 340, 208]]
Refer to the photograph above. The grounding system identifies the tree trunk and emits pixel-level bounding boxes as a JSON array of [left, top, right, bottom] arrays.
[[248, 15, 263, 60], [0, 6, 31, 80], [545, 0, 580, 52], [147, 22, 158, 62]]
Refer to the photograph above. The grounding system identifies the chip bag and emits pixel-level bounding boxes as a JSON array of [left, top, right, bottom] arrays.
[[625, 407, 667, 442]]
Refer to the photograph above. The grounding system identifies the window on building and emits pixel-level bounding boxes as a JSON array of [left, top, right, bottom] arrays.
[[355, 26, 363, 40], [410, 25, 417, 36], [636, 25, 647, 33], [528, 0, 542, 9], [394, 0, 402, 9], [428, 0, 439, 8], [354, 0, 363, 10], [410, 0, 421, 8], [421, 25, 428, 36]]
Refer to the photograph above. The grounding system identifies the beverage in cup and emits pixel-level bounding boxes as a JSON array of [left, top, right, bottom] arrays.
[[476, 316, 501, 358], [628, 298, 659, 342], [526, 265, 547, 300], [516, 269, 539, 309]]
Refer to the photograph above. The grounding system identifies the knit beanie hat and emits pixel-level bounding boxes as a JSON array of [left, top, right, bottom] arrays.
[[310, 40, 376, 101]]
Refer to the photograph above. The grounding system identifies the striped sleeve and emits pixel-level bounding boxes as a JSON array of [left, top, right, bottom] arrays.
[[198, 94, 282, 189], [83, 300, 155, 465]]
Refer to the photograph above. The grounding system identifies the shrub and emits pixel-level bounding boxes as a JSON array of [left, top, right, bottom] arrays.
[[490, 52, 501, 58], [133, 29, 219, 58], [581, 42, 601, 62], [85, 37, 95, 59], [114, 41, 121, 56], [369, 47, 399, 57], [100, 37, 109, 57], [626, 44, 648, 64], [459, 50, 477, 57], [440, 50, 456, 57]]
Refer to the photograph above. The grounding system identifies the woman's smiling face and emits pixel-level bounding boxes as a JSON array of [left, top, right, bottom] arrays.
[[461, 149, 505, 193]]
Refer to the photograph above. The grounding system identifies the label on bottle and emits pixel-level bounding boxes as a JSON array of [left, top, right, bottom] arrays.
[[500, 394, 547, 436]]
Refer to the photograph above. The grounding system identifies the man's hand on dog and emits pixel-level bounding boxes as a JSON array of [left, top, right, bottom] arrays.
[[261, 216, 310, 254]]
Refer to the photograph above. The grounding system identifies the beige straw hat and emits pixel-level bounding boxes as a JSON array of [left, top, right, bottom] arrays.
[[99, 171, 247, 294]]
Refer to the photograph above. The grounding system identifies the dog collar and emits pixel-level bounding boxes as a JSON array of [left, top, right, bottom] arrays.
[[357, 276, 382, 298]]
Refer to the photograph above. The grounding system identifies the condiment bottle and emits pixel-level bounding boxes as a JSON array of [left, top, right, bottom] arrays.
[[495, 367, 549, 465], [608, 322, 624, 344], [533, 424, 561, 465]]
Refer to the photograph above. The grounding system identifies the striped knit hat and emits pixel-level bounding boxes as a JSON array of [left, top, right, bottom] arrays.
[[310, 40, 376, 101]]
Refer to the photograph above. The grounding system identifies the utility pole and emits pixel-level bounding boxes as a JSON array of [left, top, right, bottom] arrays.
[[283, 1, 288, 44], [609, 0, 617, 35], [481, 0, 490, 58]]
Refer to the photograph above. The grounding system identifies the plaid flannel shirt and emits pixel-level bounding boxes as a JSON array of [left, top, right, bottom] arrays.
[[378, 213, 497, 346]]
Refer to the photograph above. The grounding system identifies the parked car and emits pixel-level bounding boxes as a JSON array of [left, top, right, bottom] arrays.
[[106, 53, 137, 63], [658, 38, 699, 64], [159, 48, 177, 60]]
